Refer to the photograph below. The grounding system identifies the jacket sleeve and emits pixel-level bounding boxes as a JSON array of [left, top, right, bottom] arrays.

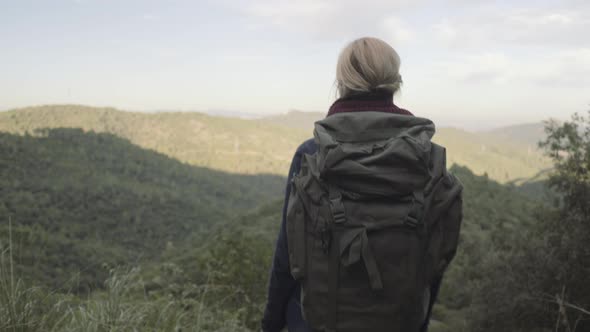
[[421, 277, 442, 332], [261, 149, 304, 332]]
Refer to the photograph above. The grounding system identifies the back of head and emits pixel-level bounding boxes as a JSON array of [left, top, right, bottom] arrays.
[[336, 37, 402, 98]]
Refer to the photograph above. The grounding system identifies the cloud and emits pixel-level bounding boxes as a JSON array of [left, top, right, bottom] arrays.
[[431, 48, 590, 88], [531, 48, 590, 87], [433, 52, 512, 85], [240, 0, 422, 41], [381, 16, 415, 45], [432, 6, 590, 48], [236, 0, 589, 49], [247, 0, 330, 25], [142, 13, 159, 21], [236, 0, 590, 96], [433, 20, 456, 44]]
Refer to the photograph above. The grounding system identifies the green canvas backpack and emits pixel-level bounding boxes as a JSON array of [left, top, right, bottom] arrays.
[[286, 111, 463, 332]]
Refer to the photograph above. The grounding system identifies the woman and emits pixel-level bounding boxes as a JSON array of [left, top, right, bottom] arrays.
[[262, 37, 462, 332]]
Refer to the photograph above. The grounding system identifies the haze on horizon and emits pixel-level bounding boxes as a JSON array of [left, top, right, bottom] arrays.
[[1, 0, 589, 130]]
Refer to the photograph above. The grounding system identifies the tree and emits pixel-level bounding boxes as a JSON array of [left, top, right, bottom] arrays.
[[537, 111, 590, 332], [470, 111, 590, 332]]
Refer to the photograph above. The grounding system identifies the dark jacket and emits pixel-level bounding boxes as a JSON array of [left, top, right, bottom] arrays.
[[261, 92, 442, 332]]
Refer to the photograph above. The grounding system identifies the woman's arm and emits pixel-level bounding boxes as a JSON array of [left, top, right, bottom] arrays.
[[262, 139, 315, 332]]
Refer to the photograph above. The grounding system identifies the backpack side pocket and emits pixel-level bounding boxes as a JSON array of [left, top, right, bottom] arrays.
[[287, 177, 307, 281]]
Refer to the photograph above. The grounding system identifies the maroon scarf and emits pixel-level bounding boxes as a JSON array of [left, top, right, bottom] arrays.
[[327, 91, 413, 117]]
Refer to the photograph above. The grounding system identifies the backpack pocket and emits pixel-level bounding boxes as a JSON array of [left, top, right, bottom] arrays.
[[334, 224, 428, 332], [286, 179, 307, 281]]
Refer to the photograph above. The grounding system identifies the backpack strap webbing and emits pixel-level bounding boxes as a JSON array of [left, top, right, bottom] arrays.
[[327, 226, 340, 332], [326, 185, 386, 332], [339, 227, 384, 290], [327, 185, 342, 332]]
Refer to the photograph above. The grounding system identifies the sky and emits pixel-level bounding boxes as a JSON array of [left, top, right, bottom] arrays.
[[0, 0, 589, 129]]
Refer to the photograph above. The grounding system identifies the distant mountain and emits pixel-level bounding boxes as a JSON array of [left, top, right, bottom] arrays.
[[482, 122, 547, 148], [0, 105, 310, 175], [262, 110, 551, 182], [0, 105, 550, 182], [0, 128, 283, 291], [433, 127, 549, 183], [262, 110, 324, 130]]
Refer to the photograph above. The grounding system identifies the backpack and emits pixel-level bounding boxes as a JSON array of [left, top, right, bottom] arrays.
[[286, 111, 463, 332]]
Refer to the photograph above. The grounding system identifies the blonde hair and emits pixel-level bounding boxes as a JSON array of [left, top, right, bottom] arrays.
[[335, 37, 402, 98]]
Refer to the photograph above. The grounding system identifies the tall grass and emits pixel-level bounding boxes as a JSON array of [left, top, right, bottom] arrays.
[[0, 217, 59, 331], [0, 218, 248, 332]]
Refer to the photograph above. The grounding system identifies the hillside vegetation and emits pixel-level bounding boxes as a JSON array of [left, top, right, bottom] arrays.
[[0, 163, 545, 331], [0, 105, 550, 182], [0, 128, 283, 291], [0, 105, 310, 175]]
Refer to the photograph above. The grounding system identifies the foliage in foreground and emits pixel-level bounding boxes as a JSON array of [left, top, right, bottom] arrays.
[[468, 111, 590, 332], [0, 252, 247, 332], [0, 207, 275, 332]]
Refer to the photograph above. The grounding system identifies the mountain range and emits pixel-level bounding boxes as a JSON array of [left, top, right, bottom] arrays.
[[0, 105, 550, 183]]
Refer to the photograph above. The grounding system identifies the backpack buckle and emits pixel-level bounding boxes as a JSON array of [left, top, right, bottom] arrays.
[[327, 185, 346, 224], [404, 191, 424, 228], [329, 194, 346, 224], [404, 215, 419, 228]]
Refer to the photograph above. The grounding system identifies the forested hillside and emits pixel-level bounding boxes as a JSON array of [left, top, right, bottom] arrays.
[[0, 128, 283, 291], [0, 105, 550, 182], [0, 105, 310, 175]]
